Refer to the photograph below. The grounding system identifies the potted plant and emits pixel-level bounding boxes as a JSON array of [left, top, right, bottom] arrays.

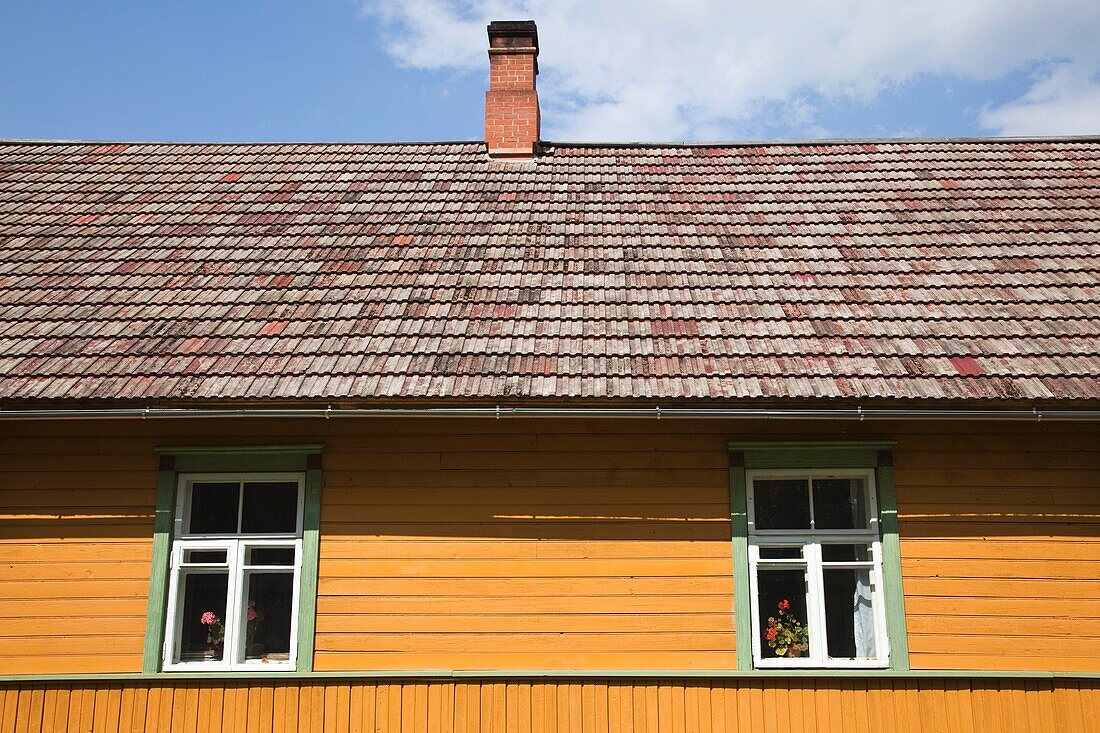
[[199, 611, 224, 660], [764, 599, 809, 658], [245, 600, 266, 658]]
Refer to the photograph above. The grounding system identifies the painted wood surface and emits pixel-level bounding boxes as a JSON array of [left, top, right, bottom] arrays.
[[1, 418, 1098, 675], [891, 431, 1100, 673], [0, 448, 155, 674], [1, 678, 1097, 733]]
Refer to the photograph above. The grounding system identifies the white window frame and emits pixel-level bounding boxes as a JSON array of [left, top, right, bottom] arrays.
[[746, 468, 890, 669], [162, 472, 305, 672]]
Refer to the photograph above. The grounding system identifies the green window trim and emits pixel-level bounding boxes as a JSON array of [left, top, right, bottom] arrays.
[[727, 441, 909, 672], [143, 445, 324, 674]]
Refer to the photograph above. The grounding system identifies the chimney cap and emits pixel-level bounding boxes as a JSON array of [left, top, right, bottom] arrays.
[[487, 20, 539, 52]]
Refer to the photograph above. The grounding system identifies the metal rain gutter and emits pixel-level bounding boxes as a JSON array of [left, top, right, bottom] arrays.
[[1, 406, 1099, 421]]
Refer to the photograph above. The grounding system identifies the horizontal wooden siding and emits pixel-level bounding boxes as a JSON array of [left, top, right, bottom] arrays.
[[1, 418, 1098, 674], [893, 429, 1100, 672], [0, 436, 156, 673], [314, 423, 735, 671]]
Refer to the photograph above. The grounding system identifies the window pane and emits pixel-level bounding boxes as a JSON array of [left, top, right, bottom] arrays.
[[813, 478, 869, 529], [241, 482, 299, 534], [183, 549, 228, 565], [823, 568, 876, 659], [243, 572, 294, 662], [178, 572, 229, 662], [246, 547, 296, 566], [822, 544, 872, 563], [188, 482, 240, 534], [753, 479, 810, 530], [758, 546, 803, 559], [757, 568, 810, 659]]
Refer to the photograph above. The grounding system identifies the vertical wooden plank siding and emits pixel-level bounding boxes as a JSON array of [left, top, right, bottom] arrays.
[[0, 418, 1098, 674], [0, 679, 1097, 732]]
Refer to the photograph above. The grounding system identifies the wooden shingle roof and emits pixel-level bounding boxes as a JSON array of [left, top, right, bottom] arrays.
[[1, 137, 1098, 405]]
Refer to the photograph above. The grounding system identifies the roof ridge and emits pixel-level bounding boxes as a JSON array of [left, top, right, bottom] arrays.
[[543, 135, 1100, 148], [2, 134, 1100, 148], [0, 138, 486, 147]]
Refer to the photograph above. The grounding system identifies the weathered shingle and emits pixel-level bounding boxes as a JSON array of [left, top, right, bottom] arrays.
[[0, 138, 1098, 404]]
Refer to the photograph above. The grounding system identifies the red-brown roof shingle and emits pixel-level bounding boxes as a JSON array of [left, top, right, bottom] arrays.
[[0, 138, 1098, 404]]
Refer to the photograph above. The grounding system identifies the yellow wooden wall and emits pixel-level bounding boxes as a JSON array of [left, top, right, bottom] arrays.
[[0, 434, 156, 674], [1, 418, 1098, 675], [314, 423, 734, 671], [2, 678, 1098, 733], [892, 429, 1100, 672]]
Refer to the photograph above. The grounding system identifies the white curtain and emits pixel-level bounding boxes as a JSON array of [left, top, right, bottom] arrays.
[[852, 569, 875, 658]]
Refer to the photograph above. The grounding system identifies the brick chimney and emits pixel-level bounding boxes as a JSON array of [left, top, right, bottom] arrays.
[[485, 20, 540, 159]]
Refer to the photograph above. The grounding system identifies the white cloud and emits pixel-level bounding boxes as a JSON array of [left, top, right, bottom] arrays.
[[363, 0, 1100, 141], [979, 62, 1100, 135]]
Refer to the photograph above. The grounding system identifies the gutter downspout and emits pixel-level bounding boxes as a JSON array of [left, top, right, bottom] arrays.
[[1, 406, 1099, 421]]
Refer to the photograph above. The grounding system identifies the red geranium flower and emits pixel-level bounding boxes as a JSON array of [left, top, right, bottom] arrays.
[[778, 599, 790, 612], [765, 627, 778, 641]]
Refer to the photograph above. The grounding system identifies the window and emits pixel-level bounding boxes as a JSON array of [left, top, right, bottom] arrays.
[[746, 469, 890, 668], [163, 474, 304, 671]]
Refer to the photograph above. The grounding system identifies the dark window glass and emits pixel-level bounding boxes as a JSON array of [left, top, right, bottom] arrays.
[[184, 549, 228, 564], [813, 478, 869, 529], [244, 572, 294, 661], [822, 544, 872, 563], [188, 482, 240, 534], [179, 572, 229, 662], [823, 568, 876, 659], [756, 568, 810, 659], [241, 482, 299, 534], [753, 479, 810, 529], [246, 547, 296, 566], [758, 546, 803, 559]]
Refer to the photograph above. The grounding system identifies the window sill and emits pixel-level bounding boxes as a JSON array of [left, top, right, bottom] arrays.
[[162, 661, 296, 673], [753, 660, 890, 670]]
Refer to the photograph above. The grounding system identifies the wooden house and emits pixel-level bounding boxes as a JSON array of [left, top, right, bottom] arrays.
[[1, 20, 1098, 733]]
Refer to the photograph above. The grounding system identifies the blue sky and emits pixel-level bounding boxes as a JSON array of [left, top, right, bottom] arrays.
[[2, 1, 1098, 143]]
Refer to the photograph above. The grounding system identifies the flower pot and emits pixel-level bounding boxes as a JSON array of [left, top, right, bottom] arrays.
[[247, 642, 266, 658], [786, 644, 808, 658], [193, 644, 222, 662]]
